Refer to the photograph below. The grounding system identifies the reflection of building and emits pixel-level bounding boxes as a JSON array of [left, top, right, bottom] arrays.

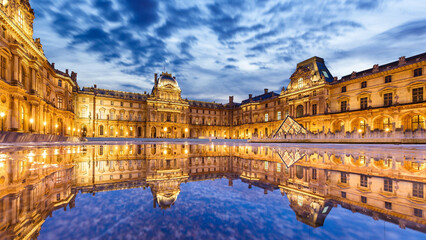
[[1, 144, 424, 238], [1, 1, 425, 139]]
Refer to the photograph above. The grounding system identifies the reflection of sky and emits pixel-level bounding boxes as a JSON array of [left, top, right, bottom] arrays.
[[39, 179, 424, 240]]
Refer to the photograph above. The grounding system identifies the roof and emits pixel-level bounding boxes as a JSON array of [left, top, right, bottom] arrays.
[[241, 91, 279, 104], [80, 87, 148, 100], [188, 100, 224, 109], [333, 52, 426, 84]]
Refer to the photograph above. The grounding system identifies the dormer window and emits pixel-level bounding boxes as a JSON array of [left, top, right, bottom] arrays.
[[298, 78, 303, 89]]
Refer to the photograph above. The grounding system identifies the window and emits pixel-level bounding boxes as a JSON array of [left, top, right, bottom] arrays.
[[412, 87, 423, 103], [414, 68, 422, 77], [298, 78, 303, 89], [341, 86, 346, 93], [265, 113, 268, 122], [1, 56, 6, 79], [265, 103, 268, 108], [414, 208, 423, 217], [277, 163, 281, 173], [340, 172, 347, 184], [361, 81, 367, 88], [385, 75, 392, 83], [384, 93, 392, 106], [413, 183, 424, 198], [120, 102, 124, 107], [111, 101, 114, 106], [341, 191, 346, 198], [312, 104, 317, 115], [361, 196, 367, 203], [264, 161, 268, 170], [360, 175, 368, 187], [99, 125, 104, 135], [384, 178, 393, 192], [360, 97, 368, 110], [58, 79, 62, 87], [341, 101, 347, 112], [57, 97, 63, 109], [100, 100, 104, 105], [17, 9, 24, 28], [312, 169, 317, 180], [277, 111, 281, 120], [412, 115, 424, 129], [120, 112, 123, 120], [385, 202, 392, 210], [130, 103, 133, 108], [313, 90, 317, 96]]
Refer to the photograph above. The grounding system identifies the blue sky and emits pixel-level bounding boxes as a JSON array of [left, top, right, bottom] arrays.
[[31, 0, 426, 102]]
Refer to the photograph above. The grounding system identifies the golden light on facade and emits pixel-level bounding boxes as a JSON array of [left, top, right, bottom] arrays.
[[184, 149, 188, 154], [385, 128, 390, 132], [68, 127, 71, 130], [0, 112, 4, 118], [55, 124, 58, 128], [164, 127, 167, 132], [73, 128, 76, 131], [29, 118, 34, 124], [358, 129, 363, 133], [43, 122, 46, 126], [184, 128, 188, 132], [163, 149, 167, 154]]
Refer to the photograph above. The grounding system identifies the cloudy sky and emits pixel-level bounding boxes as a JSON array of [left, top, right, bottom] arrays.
[[31, 0, 426, 103]]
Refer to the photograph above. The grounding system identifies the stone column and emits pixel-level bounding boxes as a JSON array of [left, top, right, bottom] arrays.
[[9, 96, 19, 131], [12, 55, 19, 83]]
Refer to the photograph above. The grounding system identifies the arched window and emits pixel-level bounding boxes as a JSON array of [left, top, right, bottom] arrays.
[[99, 125, 104, 136], [109, 126, 114, 136], [296, 105, 304, 118]]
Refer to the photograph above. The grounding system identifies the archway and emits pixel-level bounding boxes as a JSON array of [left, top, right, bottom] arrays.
[[151, 127, 157, 138], [350, 117, 367, 133], [402, 113, 425, 130], [296, 105, 304, 118], [373, 116, 393, 131], [331, 120, 345, 133]]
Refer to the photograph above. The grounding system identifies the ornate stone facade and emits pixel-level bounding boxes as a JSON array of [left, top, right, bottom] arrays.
[[0, 1, 77, 136]]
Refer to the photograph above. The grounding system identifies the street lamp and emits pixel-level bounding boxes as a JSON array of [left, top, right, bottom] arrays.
[[43, 121, 47, 134], [55, 124, 58, 135], [0, 112, 5, 131], [163, 127, 167, 138], [29, 118, 34, 133]]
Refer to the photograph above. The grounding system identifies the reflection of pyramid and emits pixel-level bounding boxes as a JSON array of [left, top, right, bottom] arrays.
[[272, 115, 309, 138], [150, 179, 182, 210], [274, 149, 306, 168]]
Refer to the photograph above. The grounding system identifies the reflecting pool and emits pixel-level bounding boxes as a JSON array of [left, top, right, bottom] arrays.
[[0, 143, 425, 239]]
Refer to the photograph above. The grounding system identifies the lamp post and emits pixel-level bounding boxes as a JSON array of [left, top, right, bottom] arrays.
[[29, 118, 34, 133], [55, 124, 58, 135], [163, 127, 167, 138], [0, 112, 4, 131], [43, 121, 46, 134]]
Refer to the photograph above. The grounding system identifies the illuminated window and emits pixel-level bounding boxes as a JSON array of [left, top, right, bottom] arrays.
[[412, 115, 425, 129], [17, 10, 23, 28], [312, 104, 317, 115], [298, 78, 303, 89], [277, 111, 281, 120], [265, 113, 268, 122], [264, 161, 268, 170], [383, 118, 392, 130], [58, 97, 63, 109], [277, 163, 281, 173]]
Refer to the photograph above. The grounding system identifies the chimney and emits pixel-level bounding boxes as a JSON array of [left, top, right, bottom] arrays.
[[249, 94, 252, 101], [154, 73, 158, 85], [229, 96, 234, 104], [52, 62, 55, 68], [66, 69, 69, 75], [264, 88, 268, 94], [333, 76, 338, 81]]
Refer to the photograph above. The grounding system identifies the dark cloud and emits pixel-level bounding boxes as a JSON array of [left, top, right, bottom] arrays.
[[31, 0, 424, 102]]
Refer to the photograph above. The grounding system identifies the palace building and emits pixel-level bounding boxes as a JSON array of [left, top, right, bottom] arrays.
[[0, 0, 425, 140]]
